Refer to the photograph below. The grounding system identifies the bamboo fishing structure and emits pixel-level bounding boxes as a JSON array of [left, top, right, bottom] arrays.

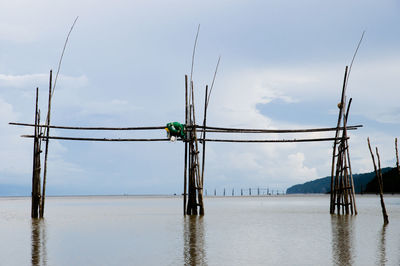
[[10, 65, 362, 217], [329, 66, 357, 215]]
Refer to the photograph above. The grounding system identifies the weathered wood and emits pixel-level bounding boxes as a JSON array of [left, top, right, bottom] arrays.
[[195, 125, 362, 133], [343, 98, 357, 214], [183, 75, 188, 215], [376, 147, 389, 224], [31, 88, 41, 219], [330, 66, 348, 214], [10, 123, 165, 130], [367, 138, 389, 224], [9, 122, 362, 133], [22, 135, 348, 143], [203, 137, 348, 143], [395, 138, 400, 177], [40, 70, 52, 218], [22, 135, 170, 142], [200, 86, 208, 196]]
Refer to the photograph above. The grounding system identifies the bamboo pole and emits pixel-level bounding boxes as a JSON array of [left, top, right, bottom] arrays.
[[376, 147, 389, 224], [367, 138, 389, 224], [9, 122, 362, 133], [184, 75, 188, 215], [10, 123, 165, 131], [330, 66, 348, 214], [40, 70, 52, 218], [31, 88, 41, 218], [200, 86, 208, 193], [31, 88, 39, 218], [344, 98, 357, 214], [395, 138, 400, 177], [22, 135, 171, 142], [202, 137, 348, 143], [190, 81, 204, 215], [194, 125, 362, 133], [21, 135, 348, 143]]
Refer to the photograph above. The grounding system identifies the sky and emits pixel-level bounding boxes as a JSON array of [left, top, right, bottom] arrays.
[[1, 0, 400, 195]]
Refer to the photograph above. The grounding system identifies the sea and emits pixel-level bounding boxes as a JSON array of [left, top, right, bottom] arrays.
[[0, 195, 399, 266]]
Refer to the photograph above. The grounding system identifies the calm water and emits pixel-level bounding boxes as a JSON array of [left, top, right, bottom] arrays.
[[1, 195, 400, 265]]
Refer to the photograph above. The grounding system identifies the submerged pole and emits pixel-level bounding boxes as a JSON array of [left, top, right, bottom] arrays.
[[31, 88, 41, 218], [330, 66, 348, 214], [40, 70, 52, 218]]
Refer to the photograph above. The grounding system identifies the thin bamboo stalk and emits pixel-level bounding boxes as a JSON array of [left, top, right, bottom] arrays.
[[183, 75, 188, 215], [40, 70, 52, 218], [22, 135, 348, 143], [10, 123, 165, 131], [203, 137, 348, 143], [22, 135, 170, 142], [9, 123, 362, 133], [376, 147, 389, 224], [31, 88, 39, 218], [367, 138, 389, 224], [344, 98, 357, 214], [195, 125, 362, 133], [395, 138, 400, 177], [200, 86, 208, 192]]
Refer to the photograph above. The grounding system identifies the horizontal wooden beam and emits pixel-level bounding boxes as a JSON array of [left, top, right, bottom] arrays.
[[10, 122, 362, 134], [21, 135, 348, 143], [10, 122, 165, 131], [195, 125, 362, 133], [203, 137, 348, 143], [21, 135, 170, 142]]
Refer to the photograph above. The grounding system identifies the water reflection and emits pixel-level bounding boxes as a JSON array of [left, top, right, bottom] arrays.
[[31, 219, 47, 266], [183, 216, 207, 266], [331, 215, 355, 266], [377, 225, 387, 265]]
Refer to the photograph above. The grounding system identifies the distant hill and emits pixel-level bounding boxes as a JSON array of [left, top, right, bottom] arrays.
[[364, 167, 400, 193], [286, 167, 394, 194]]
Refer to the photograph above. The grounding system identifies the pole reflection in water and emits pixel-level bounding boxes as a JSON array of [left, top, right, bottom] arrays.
[[331, 215, 355, 266], [31, 219, 47, 266], [183, 216, 207, 265], [377, 224, 387, 265]]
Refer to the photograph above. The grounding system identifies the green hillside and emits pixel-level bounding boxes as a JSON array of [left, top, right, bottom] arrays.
[[286, 167, 394, 194], [364, 167, 400, 193]]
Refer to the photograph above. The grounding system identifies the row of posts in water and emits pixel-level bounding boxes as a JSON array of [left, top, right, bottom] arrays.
[[204, 188, 286, 196]]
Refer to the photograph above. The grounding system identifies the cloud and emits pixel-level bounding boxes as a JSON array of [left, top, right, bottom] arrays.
[[0, 73, 88, 89]]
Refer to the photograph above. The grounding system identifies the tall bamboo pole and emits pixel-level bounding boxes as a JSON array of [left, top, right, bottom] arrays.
[[40, 70, 52, 218], [200, 86, 208, 191], [330, 66, 348, 214], [31, 88, 40, 218], [184, 75, 188, 215], [395, 138, 400, 177]]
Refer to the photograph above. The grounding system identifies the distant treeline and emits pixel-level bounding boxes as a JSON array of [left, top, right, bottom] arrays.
[[286, 167, 400, 194]]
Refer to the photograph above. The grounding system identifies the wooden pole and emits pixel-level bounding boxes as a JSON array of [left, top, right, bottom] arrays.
[[343, 98, 357, 214], [10, 122, 362, 133], [330, 66, 348, 214], [395, 138, 400, 177], [376, 147, 389, 224], [184, 75, 188, 215], [10, 123, 165, 131], [367, 138, 389, 224], [31, 88, 41, 218], [190, 81, 204, 215], [200, 86, 208, 193], [40, 70, 52, 218]]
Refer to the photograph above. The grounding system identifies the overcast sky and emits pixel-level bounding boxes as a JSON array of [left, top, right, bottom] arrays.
[[1, 0, 400, 195]]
